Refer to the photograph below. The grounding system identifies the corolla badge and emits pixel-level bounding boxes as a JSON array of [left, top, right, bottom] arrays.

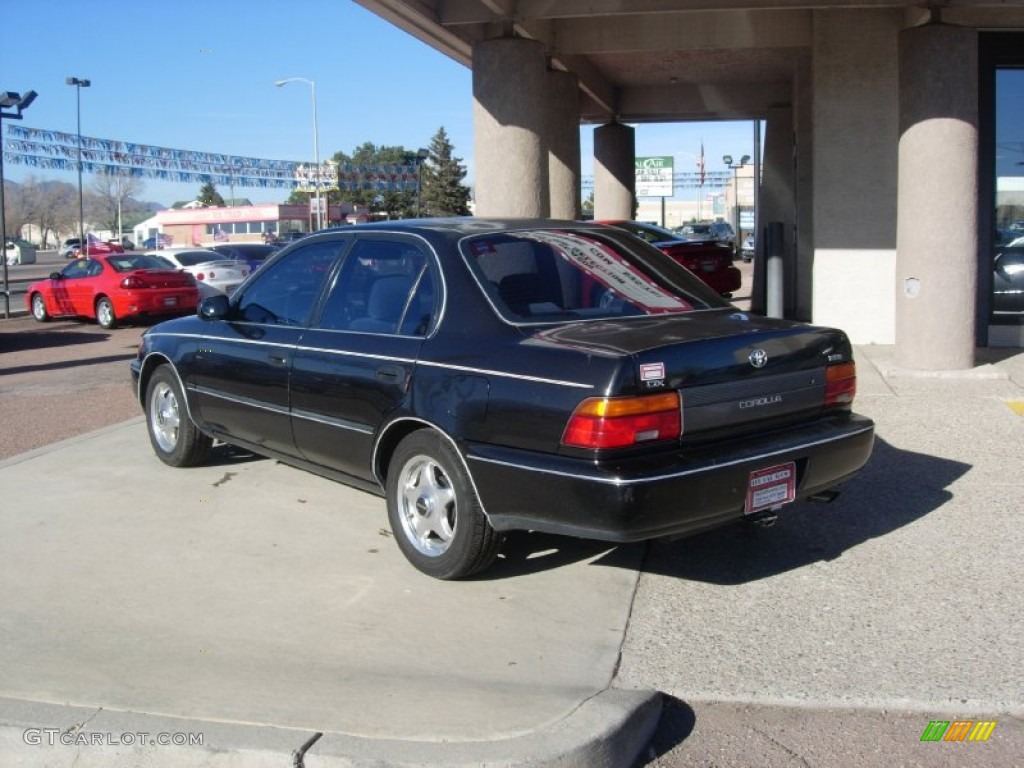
[[748, 348, 768, 368]]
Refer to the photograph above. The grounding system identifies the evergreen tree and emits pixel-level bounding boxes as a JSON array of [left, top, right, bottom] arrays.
[[417, 127, 471, 217], [198, 181, 225, 207]]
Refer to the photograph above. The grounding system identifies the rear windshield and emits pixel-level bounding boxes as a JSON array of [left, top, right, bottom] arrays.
[[172, 251, 220, 267], [461, 228, 726, 324], [108, 254, 174, 272], [214, 245, 277, 260]]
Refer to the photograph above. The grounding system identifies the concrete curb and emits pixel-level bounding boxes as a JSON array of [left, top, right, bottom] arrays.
[[0, 689, 662, 768]]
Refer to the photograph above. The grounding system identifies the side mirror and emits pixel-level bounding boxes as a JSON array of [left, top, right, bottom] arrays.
[[49, 272, 62, 280], [198, 294, 231, 320]]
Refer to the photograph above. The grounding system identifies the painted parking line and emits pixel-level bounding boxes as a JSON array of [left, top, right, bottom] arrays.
[[1005, 400, 1024, 416]]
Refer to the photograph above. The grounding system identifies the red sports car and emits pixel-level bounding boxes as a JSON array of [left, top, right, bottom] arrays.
[[27, 253, 199, 329], [69, 238, 125, 259], [596, 220, 742, 296]]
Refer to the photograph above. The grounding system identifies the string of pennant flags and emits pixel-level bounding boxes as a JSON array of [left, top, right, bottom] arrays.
[[2, 124, 422, 192]]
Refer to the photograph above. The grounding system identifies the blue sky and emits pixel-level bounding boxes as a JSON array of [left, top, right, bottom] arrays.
[[2, 0, 758, 207]]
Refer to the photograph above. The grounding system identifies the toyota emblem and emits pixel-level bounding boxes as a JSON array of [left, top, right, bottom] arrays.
[[749, 349, 768, 368]]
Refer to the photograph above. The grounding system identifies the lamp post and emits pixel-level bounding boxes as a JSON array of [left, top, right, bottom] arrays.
[[274, 77, 321, 230], [1, 88, 38, 319], [66, 77, 90, 252], [722, 153, 750, 251], [414, 147, 429, 217]]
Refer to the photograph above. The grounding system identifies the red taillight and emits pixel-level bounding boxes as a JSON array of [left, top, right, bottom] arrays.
[[121, 276, 147, 289], [195, 272, 206, 281], [562, 392, 682, 449], [825, 362, 857, 406]]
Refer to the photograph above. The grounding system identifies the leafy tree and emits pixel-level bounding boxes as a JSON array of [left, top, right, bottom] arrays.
[[582, 192, 594, 213], [197, 181, 225, 207], [287, 142, 425, 219], [417, 127, 471, 217]]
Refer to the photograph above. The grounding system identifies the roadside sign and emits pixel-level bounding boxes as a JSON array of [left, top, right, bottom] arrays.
[[635, 156, 674, 197]]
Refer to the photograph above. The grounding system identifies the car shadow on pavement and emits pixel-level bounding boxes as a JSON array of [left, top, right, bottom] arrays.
[[0, 328, 111, 353], [201, 443, 268, 467], [470, 530, 643, 580], [0, 352, 136, 376], [638, 437, 970, 585]]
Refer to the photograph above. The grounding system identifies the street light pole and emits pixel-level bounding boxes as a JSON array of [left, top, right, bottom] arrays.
[[66, 77, 90, 252], [1, 88, 38, 318], [722, 153, 750, 252], [274, 77, 321, 230], [415, 148, 429, 218]]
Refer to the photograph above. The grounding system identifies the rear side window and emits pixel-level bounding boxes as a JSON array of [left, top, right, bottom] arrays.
[[317, 238, 435, 335], [462, 229, 723, 323]]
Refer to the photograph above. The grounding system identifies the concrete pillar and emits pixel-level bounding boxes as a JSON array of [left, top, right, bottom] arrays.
[[547, 70, 581, 220], [472, 38, 549, 218], [793, 57, 814, 322], [811, 9, 901, 344], [593, 123, 635, 220], [895, 22, 978, 370], [752, 107, 796, 316]]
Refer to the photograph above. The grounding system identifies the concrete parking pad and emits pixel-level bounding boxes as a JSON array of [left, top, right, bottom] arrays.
[[617, 346, 1024, 764], [0, 420, 658, 765]]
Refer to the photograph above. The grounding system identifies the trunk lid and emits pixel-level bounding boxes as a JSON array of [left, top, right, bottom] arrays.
[[133, 268, 197, 289], [530, 309, 854, 437]]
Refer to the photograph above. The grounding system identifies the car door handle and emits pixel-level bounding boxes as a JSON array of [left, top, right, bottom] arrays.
[[268, 353, 288, 365], [376, 364, 406, 386]]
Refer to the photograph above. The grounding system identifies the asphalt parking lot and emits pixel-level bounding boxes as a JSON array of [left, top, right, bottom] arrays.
[[0, 273, 1022, 766]]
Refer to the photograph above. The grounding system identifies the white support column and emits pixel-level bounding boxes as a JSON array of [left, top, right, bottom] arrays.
[[895, 21, 979, 370], [547, 70, 581, 220], [472, 38, 549, 218], [593, 123, 635, 221]]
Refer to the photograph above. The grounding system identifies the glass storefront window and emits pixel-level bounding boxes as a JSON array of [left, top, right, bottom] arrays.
[[993, 68, 1024, 319]]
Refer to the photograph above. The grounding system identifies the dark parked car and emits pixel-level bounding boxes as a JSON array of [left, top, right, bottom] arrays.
[[132, 219, 874, 579], [993, 245, 1024, 314], [208, 242, 280, 273], [596, 220, 742, 296]]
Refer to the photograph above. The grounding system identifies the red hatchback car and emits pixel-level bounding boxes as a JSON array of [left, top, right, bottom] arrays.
[[27, 253, 199, 329], [597, 220, 742, 296]]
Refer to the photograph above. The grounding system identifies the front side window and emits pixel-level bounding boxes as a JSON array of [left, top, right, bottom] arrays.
[[462, 228, 724, 323], [234, 240, 343, 326], [61, 259, 92, 279]]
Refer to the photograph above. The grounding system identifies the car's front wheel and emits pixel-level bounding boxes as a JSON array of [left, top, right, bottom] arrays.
[[95, 296, 117, 329], [30, 293, 50, 323], [145, 366, 212, 467], [386, 430, 502, 579]]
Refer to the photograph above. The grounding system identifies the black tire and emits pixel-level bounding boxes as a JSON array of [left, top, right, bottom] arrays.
[[144, 365, 212, 467], [30, 293, 50, 323], [95, 296, 117, 329], [386, 430, 502, 580]]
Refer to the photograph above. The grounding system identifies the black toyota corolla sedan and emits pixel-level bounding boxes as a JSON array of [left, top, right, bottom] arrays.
[[131, 218, 874, 579]]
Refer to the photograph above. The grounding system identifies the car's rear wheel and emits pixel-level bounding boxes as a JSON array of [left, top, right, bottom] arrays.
[[145, 366, 212, 467], [386, 430, 502, 580], [30, 293, 50, 323], [95, 296, 117, 329]]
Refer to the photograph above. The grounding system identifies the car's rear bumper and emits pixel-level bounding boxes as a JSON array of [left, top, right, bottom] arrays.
[[116, 290, 198, 317], [466, 413, 874, 542], [699, 265, 742, 294]]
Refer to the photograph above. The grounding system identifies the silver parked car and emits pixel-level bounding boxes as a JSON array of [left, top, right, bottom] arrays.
[[148, 248, 250, 298]]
